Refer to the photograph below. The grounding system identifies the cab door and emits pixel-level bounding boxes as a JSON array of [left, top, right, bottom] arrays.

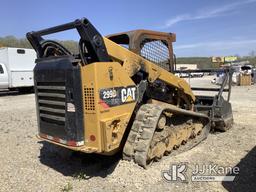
[[0, 63, 8, 89]]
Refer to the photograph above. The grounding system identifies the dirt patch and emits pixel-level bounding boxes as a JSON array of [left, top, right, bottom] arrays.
[[0, 85, 255, 192]]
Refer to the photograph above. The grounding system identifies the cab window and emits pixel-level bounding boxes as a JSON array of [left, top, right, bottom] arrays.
[[140, 39, 170, 71]]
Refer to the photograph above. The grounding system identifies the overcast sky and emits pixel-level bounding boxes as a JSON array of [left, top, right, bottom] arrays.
[[0, 0, 256, 57]]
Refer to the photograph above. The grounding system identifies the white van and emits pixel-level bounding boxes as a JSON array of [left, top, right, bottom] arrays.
[[0, 47, 36, 92]]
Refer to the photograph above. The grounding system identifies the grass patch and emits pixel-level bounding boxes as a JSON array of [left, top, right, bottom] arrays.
[[73, 171, 89, 180]]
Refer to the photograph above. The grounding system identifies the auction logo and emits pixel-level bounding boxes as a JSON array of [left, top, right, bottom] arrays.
[[162, 163, 239, 182], [162, 163, 188, 183]]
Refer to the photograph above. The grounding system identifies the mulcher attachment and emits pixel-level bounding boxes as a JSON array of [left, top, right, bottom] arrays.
[[177, 68, 234, 132]]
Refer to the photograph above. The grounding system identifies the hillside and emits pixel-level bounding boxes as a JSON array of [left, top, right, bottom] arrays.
[[0, 36, 255, 68]]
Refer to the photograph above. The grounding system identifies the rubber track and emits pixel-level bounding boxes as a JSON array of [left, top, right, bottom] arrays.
[[123, 104, 210, 168]]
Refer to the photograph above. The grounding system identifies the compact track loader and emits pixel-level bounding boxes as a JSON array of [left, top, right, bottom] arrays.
[[27, 18, 233, 168]]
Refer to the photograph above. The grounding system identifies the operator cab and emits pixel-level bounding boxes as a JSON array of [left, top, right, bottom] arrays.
[[107, 30, 176, 72]]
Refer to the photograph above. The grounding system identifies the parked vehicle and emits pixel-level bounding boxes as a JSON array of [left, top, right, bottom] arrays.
[[175, 72, 190, 78], [190, 72, 204, 78], [175, 71, 204, 78], [211, 64, 253, 85], [0, 47, 36, 92]]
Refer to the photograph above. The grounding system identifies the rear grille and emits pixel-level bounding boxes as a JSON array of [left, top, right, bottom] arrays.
[[37, 82, 66, 125], [84, 87, 95, 111]]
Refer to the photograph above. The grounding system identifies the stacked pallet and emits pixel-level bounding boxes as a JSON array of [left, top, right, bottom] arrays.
[[239, 73, 251, 86]]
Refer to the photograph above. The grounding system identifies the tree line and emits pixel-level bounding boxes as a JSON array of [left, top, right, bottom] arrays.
[[0, 36, 255, 67], [0, 36, 78, 53]]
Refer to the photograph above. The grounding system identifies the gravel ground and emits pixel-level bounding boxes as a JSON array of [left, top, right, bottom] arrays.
[[0, 83, 255, 192]]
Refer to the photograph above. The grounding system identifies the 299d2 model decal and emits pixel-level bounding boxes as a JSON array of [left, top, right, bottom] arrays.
[[99, 86, 137, 107]]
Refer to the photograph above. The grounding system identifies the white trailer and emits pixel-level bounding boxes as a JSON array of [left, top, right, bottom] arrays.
[[0, 47, 36, 92]]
